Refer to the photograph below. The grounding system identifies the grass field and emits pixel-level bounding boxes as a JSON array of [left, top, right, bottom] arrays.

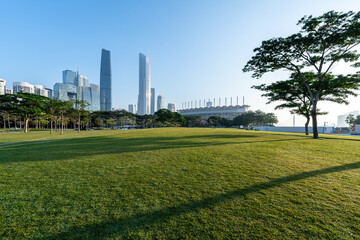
[[0, 128, 359, 239]]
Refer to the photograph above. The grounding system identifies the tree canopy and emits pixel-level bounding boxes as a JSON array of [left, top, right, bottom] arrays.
[[244, 11, 360, 138]]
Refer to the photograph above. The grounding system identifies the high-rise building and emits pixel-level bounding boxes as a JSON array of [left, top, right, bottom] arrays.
[[100, 49, 112, 111], [157, 95, 166, 110], [34, 85, 52, 98], [63, 70, 78, 85], [54, 70, 100, 111], [0, 79, 6, 95], [151, 88, 155, 114], [13, 82, 35, 94], [138, 53, 151, 115], [167, 103, 175, 112], [128, 104, 137, 114]]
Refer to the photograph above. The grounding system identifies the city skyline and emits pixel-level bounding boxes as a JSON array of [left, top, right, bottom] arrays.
[[1, 0, 360, 125]]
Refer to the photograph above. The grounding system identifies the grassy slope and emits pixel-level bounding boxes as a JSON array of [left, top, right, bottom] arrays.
[[0, 128, 359, 239]]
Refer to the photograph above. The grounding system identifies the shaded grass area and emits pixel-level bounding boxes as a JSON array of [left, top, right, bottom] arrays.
[[0, 128, 359, 239]]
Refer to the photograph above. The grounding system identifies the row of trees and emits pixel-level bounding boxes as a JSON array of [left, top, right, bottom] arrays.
[[244, 11, 360, 138], [0, 93, 186, 133], [184, 110, 278, 128], [0, 93, 91, 134], [1, 92, 277, 132]]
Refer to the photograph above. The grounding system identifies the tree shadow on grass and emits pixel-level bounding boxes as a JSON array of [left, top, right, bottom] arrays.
[[0, 134, 305, 164], [257, 131, 360, 142], [34, 160, 360, 240]]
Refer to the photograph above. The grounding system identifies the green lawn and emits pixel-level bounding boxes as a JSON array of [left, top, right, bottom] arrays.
[[0, 128, 359, 239]]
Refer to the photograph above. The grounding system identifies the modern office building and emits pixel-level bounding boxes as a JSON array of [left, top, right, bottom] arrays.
[[151, 88, 156, 114], [34, 85, 52, 98], [157, 95, 166, 110], [167, 103, 175, 112], [100, 49, 112, 111], [13, 82, 35, 94], [54, 70, 100, 111], [63, 70, 78, 85], [128, 104, 137, 114], [138, 53, 151, 115], [0, 79, 6, 95]]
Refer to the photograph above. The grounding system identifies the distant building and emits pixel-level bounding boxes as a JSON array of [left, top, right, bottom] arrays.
[[138, 53, 151, 115], [337, 111, 359, 127], [34, 85, 52, 98], [178, 105, 249, 120], [54, 70, 100, 111], [100, 49, 112, 111], [151, 88, 156, 115], [128, 104, 137, 114], [167, 103, 175, 112], [5, 89, 13, 94], [13, 82, 35, 94], [0, 79, 5, 95], [157, 95, 166, 110], [63, 70, 78, 85]]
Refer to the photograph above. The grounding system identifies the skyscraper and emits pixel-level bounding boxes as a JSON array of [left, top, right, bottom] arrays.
[[167, 103, 175, 112], [100, 49, 112, 111], [54, 70, 100, 111], [138, 53, 151, 115], [157, 95, 166, 110], [151, 88, 155, 114], [128, 104, 137, 114], [0, 79, 6, 95]]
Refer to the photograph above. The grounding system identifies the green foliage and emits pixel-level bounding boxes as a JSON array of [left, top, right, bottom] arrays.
[[207, 116, 230, 127], [243, 11, 360, 138], [184, 115, 208, 127], [232, 110, 278, 128], [345, 114, 360, 128], [154, 109, 185, 127]]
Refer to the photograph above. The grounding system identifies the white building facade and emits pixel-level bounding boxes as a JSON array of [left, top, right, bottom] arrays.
[[137, 53, 151, 115], [0, 79, 6, 95], [157, 95, 166, 110]]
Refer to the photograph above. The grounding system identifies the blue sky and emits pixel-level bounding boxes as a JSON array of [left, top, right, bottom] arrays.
[[1, 0, 360, 126]]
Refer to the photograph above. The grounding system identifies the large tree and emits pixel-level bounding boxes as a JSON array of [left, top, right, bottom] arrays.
[[243, 11, 360, 138], [252, 72, 357, 135], [10, 93, 47, 133]]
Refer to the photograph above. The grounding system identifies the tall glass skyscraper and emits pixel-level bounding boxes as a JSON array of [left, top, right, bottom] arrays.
[[100, 49, 112, 111], [151, 88, 155, 114], [138, 53, 151, 115], [157, 95, 166, 110], [54, 70, 100, 111]]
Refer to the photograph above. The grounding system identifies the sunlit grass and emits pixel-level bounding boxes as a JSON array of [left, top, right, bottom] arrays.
[[0, 128, 359, 239]]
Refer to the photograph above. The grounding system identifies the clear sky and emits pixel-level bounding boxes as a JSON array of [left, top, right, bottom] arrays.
[[1, 0, 360, 126]]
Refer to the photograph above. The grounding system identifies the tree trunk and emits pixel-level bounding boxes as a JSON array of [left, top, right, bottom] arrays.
[[50, 114, 53, 134], [305, 117, 310, 135], [78, 114, 80, 133], [311, 110, 318, 139], [61, 113, 64, 135], [25, 117, 29, 133]]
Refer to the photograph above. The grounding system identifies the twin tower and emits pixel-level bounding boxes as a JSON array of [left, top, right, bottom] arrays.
[[100, 50, 153, 114]]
